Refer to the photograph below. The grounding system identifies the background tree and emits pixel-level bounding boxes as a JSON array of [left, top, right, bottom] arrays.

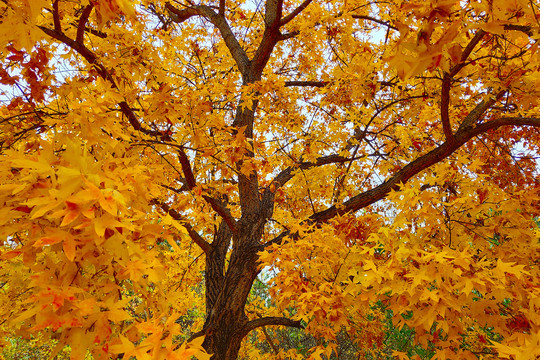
[[1, 0, 539, 359]]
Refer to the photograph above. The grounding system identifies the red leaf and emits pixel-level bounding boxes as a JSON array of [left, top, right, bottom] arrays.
[[14, 205, 33, 213]]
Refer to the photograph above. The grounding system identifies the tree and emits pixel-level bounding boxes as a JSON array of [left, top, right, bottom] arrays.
[[1, 0, 539, 359]]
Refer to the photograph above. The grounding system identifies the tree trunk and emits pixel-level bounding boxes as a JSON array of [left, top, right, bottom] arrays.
[[202, 216, 266, 360]]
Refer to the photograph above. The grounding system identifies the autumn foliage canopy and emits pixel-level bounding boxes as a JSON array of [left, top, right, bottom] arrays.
[[0, 0, 539, 359]]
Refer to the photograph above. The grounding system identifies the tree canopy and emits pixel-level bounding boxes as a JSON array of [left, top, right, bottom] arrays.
[[1, 0, 539, 359]]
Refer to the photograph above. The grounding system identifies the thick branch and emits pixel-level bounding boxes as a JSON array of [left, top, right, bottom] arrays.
[[218, 0, 225, 15], [440, 73, 453, 142], [458, 89, 506, 131], [204, 195, 237, 233], [166, 3, 250, 75], [52, 0, 61, 32], [165, 3, 199, 23], [277, 31, 299, 41], [199, 6, 250, 75], [311, 116, 540, 223], [449, 29, 485, 76], [177, 147, 238, 232], [242, 316, 304, 336], [503, 24, 534, 37], [251, 0, 283, 76], [265, 0, 283, 27], [76, 4, 93, 44], [280, 0, 312, 26], [262, 154, 356, 204], [177, 147, 197, 188]]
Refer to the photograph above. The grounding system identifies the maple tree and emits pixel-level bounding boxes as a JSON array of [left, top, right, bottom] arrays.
[[1, 0, 540, 359]]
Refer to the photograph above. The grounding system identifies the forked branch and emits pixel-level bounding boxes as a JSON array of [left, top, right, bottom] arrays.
[[165, 3, 250, 75]]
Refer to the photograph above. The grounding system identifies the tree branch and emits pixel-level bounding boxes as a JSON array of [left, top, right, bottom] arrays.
[[40, 21, 236, 232], [177, 147, 238, 232], [504, 24, 534, 37], [261, 154, 359, 205], [218, 0, 225, 15], [280, 0, 312, 26], [76, 4, 93, 44], [251, 0, 283, 76], [351, 14, 398, 31], [440, 73, 454, 143], [52, 0, 61, 33], [449, 29, 485, 76], [38, 26, 162, 138], [177, 147, 197, 189], [165, 2, 199, 23], [310, 116, 540, 223], [284, 80, 329, 87], [260, 327, 279, 354], [242, 316, 304, 336], [154, 200, 211, 253], [458, 89, 506, 131], [277, 31, 299, 41], [166, 3, 250, 75]]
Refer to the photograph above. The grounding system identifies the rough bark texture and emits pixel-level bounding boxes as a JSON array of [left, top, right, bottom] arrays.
[[202, 215, 265, 360]]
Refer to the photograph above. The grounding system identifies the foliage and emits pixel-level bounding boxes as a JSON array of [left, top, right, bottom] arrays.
[[1, 0, 540, 359]]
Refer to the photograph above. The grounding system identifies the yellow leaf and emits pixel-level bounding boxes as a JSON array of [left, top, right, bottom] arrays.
[[392, 350, 409, 360], [63, 236, 77, 261], [33, 235, 63, 247], [99, 193, 118, 216], [109, 335, 135, 355]]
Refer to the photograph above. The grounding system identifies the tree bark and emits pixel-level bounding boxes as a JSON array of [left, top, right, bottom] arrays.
[[202, 214, 267, 360]]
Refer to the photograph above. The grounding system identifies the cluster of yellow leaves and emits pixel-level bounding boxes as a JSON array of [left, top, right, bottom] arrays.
[[259, 214, 387, 358], [92, 0, 137, 27], [259, 151, 540, 359], [0, 135, 208, 359]]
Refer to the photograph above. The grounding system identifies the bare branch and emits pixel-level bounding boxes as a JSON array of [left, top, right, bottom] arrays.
[[440, 73, 454, 143], [265, 0, 284, 27], [280, 0, 312, 26], [202, 7, 251, 75], [52, 0, 61, 32], [277, 31, 299, 41], [504, 24, 534, 37], [260, 327, 279, 354], [251, 0, 283, 76], [262, 154, 358, 204], [165, 2, 199, 23], [76, 4, 93, 44], [177, 147, 197, 189], [165, 3, 250, 74], [218, 0, 225, 15], [284, 79, 396, 88]]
